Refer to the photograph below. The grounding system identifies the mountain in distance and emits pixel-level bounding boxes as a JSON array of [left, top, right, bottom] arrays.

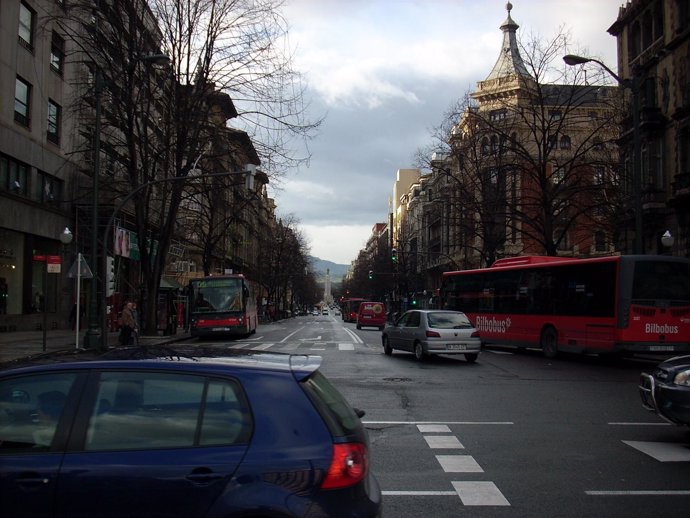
[[309, 256, 349, 282]]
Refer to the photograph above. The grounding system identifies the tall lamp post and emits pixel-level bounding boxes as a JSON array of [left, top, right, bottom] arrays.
[[563, 54, 643, 254], [83, 53, 171, 349]]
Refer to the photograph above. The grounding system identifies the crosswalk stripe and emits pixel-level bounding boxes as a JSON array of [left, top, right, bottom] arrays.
[[452, 481, 510, 506], [424, 436, 464, 449], [436, 455, 484, 473]]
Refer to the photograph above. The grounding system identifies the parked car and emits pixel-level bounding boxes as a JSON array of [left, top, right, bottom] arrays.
[[0, 346, 382, 518], [356, 301, 386, 330], [322, 308, 329, 315], [639, 354, 690, 426], [381, 309, 481, 363]]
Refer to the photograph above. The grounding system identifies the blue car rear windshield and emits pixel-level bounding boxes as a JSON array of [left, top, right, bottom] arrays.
[[301, 371, 361, 437]]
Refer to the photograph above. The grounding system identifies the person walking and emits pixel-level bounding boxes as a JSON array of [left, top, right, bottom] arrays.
[[118, 301, 136, 346]]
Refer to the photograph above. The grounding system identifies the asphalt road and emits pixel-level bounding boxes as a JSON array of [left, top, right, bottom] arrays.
[[191, 313, 690, 518]]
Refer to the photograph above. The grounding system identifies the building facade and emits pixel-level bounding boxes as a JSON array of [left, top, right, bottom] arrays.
[[608, 0, 690, 256]]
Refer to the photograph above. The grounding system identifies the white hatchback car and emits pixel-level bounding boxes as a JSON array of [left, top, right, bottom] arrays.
[[381, 310, 481, 363]]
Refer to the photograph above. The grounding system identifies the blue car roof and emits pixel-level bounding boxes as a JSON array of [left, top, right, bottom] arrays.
[[0, 346, 322, 382]]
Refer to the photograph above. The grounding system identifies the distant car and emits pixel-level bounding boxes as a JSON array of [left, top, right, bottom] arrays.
[[356, 302, 386, 330], [322, 308, 329, 315], [639, 355, 690, 426], [335, 309, 341, 316], [312, 309, 320, 316], [381, 309, 481, 363], [0, 346, 382, 517]]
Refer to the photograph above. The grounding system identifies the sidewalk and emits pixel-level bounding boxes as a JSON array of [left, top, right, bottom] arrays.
[[0, 328, 191, 363]]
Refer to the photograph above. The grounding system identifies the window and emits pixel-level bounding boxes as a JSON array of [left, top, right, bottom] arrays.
[[552, 167, 565, 184], [85, 371, 251, 451], [15, 77, 31, 127], [1, 154, 29, 196], [489, 109, 507, 122], [595, 231, 607, 252], [18, 2, 35, 50], [0, 372, 78, 453], [47, 100, 61, 144], [50, 32, 65, 74], [593, 166, 606, 186], [37, 171, 62, 204], [559, 135, 571, 150], [549, 110, 562, 121]]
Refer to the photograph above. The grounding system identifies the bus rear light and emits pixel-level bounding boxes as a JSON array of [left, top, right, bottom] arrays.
[[321, 443, 368, 489], [426, 330, 441, 338]]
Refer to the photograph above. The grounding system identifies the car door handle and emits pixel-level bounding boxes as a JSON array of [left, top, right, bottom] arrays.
[[186, 468, 224, 484], [16, 472, 50, 485]]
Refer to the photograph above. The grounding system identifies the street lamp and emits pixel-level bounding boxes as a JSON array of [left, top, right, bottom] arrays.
[[83, 53, 171, 349], [563, 54, 643, 255], [661, 230, 674, 249]]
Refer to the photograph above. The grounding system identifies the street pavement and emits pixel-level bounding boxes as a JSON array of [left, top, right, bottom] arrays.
[[0, 328, 191, 363]]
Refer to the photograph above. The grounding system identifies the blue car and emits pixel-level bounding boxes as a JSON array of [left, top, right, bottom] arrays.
[[0, 346, 381, 518]]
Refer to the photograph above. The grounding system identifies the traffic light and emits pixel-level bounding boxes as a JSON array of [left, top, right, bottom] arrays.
[[368, 270, 373, 280], [391, 248, 398, 263], [106, 256, 115, 297]]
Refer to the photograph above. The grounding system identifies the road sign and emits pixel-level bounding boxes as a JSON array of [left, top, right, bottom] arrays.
[[68, 255, 93, 279]]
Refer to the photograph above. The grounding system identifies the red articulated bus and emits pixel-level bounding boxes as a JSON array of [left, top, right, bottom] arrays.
[[440, 255, 690, 358], [341, 298, 365, 323], [189, 275, 257, 338]]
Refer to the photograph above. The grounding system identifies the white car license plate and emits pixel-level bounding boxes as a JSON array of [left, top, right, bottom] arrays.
[[446, 344, 466, 350]]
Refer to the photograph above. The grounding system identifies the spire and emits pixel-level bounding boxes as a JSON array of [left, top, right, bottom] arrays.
[[484, 2, 530, 81]]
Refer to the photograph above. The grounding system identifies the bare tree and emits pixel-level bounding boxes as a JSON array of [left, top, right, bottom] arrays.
[[58, 0, 322, 334], [418, 30, 620, 266]]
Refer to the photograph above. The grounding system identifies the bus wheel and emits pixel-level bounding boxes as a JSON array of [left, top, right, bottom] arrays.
[[414, 342, 425, 362], [382, 336, 393, 355], [540, 327, 559, 358]]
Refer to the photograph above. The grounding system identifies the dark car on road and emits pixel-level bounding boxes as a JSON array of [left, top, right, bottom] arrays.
[[0, 346, 381, 518], [381, 309, 481, 363], [639, 354, 690, 426]]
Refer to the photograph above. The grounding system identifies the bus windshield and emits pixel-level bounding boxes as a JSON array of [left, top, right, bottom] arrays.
[[632, 260, 690, 303], [191, 278, 244, 313]]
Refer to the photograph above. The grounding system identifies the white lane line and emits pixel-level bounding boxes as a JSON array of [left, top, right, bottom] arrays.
[[452, 481, 510, 506], [342, 327, 364, 344], [587, 490, 690, 496], [436, 455, 484, 473], [382, 491, 458, 496], [424, 436, 464, 449], [251, 343, 274, 350], [364, 420, 513, 425], [418, 424, 451, 433], [280, 326, 305, 343], [608, 422, 669, 426], [338, 343, 355, 351], [622, 440, 690, 462]]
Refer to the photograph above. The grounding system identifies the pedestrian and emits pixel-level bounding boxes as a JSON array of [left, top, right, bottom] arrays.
[[118, 301, 136, 346], [131, 302, 140, 345]]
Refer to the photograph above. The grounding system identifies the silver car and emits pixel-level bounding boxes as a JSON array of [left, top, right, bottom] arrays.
[[381, 310, 481, 363]]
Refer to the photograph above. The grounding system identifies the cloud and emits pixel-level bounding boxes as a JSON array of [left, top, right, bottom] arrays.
[[300, 223, 374, 265]]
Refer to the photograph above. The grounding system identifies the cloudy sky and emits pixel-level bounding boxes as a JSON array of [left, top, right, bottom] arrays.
[[271, 0, 622, 265]]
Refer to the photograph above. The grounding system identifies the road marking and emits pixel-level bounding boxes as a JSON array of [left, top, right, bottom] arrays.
[[436, 455, 484, 473], [587, 490, 690, 496], [364, 420, 513, 425], [608, 422, 669, 426], [418, 424, 452, 433], [279, 327, 305, 342], [424, 436, 464, 449], [622, 440, 690, 462], [452, 481, 510, 506], [252, 343, 274, 350], [339, 343, 355, 350], [382, 491, 458, 496], [299, 336, 322, 341], [342, 327, 363, 343]]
